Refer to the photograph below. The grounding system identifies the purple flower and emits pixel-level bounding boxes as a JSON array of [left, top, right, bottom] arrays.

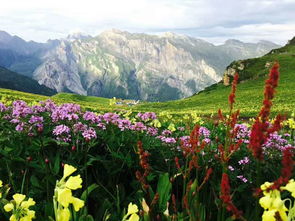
[[10, 119, 20, 124], [82, 127, 97, 141], [162, 129, 172, 136], [118, 119, 131, 131], [103, 113, 120, 124], [16, 123, 25, 131], [137, 112, 157, 121], [53, 125, 70, 136], [130, 122, 147, 131], [237, 175, 248, 183], [83, 111, 99, 123], [147, 127, 158, 136], [29, 116, 44, 124], [32, 105, 46, 113], [235, 124, 250, 144], [238, 157, 250, 165], [0, 102, 8, 112], [228, 166, 235, 171], [163, 137, 176, 144], [12, 100, 33, 118], [177, 127, 185, 131], [263, 132, 292, 151], [199, 127, 210, 138], [97, 123, 106, 130], [73, 122, 87, 133]]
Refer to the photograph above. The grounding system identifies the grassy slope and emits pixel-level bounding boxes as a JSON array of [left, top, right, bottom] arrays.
[[0, 66, 56, 96]]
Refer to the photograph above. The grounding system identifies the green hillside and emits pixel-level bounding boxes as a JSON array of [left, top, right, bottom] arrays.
[[0, 66, 56, 96]]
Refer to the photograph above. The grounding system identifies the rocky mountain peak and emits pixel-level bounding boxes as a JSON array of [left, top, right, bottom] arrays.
[[0, 30, 12, 42], [66, 32, 91, 41]]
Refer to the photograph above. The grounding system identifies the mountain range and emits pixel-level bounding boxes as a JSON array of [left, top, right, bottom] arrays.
[[0, 29, 280, 101]]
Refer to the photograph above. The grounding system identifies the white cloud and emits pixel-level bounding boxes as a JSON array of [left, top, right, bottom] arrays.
[[0, 0, 294, 44]]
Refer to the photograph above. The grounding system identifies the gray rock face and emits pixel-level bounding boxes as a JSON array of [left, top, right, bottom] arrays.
[[0, 29, 280, 101]]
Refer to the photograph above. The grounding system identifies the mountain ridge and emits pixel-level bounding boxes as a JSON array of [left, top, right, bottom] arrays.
[[0, 29, 281, 101]]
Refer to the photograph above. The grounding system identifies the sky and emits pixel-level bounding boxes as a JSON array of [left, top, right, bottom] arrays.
[[0, 0, 295, 45]]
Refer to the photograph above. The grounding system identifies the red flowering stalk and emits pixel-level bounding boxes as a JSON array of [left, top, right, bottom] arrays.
[[189, 125, 200, 152], [259, 62, 280, 121], [249, 62, 282, 160], [183, 180, 193, 213], [171, 194, 177, 216], [271, 148, 294, 190], [220, 173, 243, 219], [137, 141, 150, 177], [218, 109, 224, 121], [197, 168, 213, 192], [228, 73, 239, 111], [136, 141, 150, 191], [175, 157, 181, 170]]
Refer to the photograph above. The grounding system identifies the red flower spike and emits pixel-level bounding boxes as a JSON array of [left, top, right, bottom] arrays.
[[220, 173, 242, 218], [228, 73, 239, 111], [249, 62, 282, 160]]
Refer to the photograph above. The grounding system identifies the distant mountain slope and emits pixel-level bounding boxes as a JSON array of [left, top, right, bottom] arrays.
[[33, 29, 280, 101], [0, 66, 56, 96], [0, 29, 280, 101], [135, 36, 295, 116], [0, 31, 58, 76]]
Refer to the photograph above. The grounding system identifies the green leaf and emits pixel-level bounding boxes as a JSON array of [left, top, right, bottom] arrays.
[[81, 183, 99, 201], [156, 173, 172, 213], [30, 175, 41, 188], [53, 153, 60, 175], [78, 215, 94, 221]]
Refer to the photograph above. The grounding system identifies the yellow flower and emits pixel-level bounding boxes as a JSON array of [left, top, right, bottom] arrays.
[[128, 214, 139, 221], [259, 182, 288, 221], [123, 203, 140, 221], [151, 119, 161, 128], [262, 210, 276, 221], [13, 193, 26, 205], [0, 179, 2, 198], [65, 175, 82, 190], [281, 179, 295, 197], [21, 198, 36, 208], [127, 203, 138, 215], [62, 164, 77, 179], [57, 208, 70, 221], [71, 197, 85, 211], [4, 203, 14, 212], [54, 164, 84, 221], [168, 123, 176, 132], [4, 194, 35, 221], [57, 188, 72, 208]]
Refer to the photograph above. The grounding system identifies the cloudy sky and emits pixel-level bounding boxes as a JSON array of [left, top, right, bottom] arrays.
[[0, 0, 294, 45]]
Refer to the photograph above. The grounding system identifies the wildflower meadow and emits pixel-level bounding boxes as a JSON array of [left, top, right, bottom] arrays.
[[0, 63, 294, 220]]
